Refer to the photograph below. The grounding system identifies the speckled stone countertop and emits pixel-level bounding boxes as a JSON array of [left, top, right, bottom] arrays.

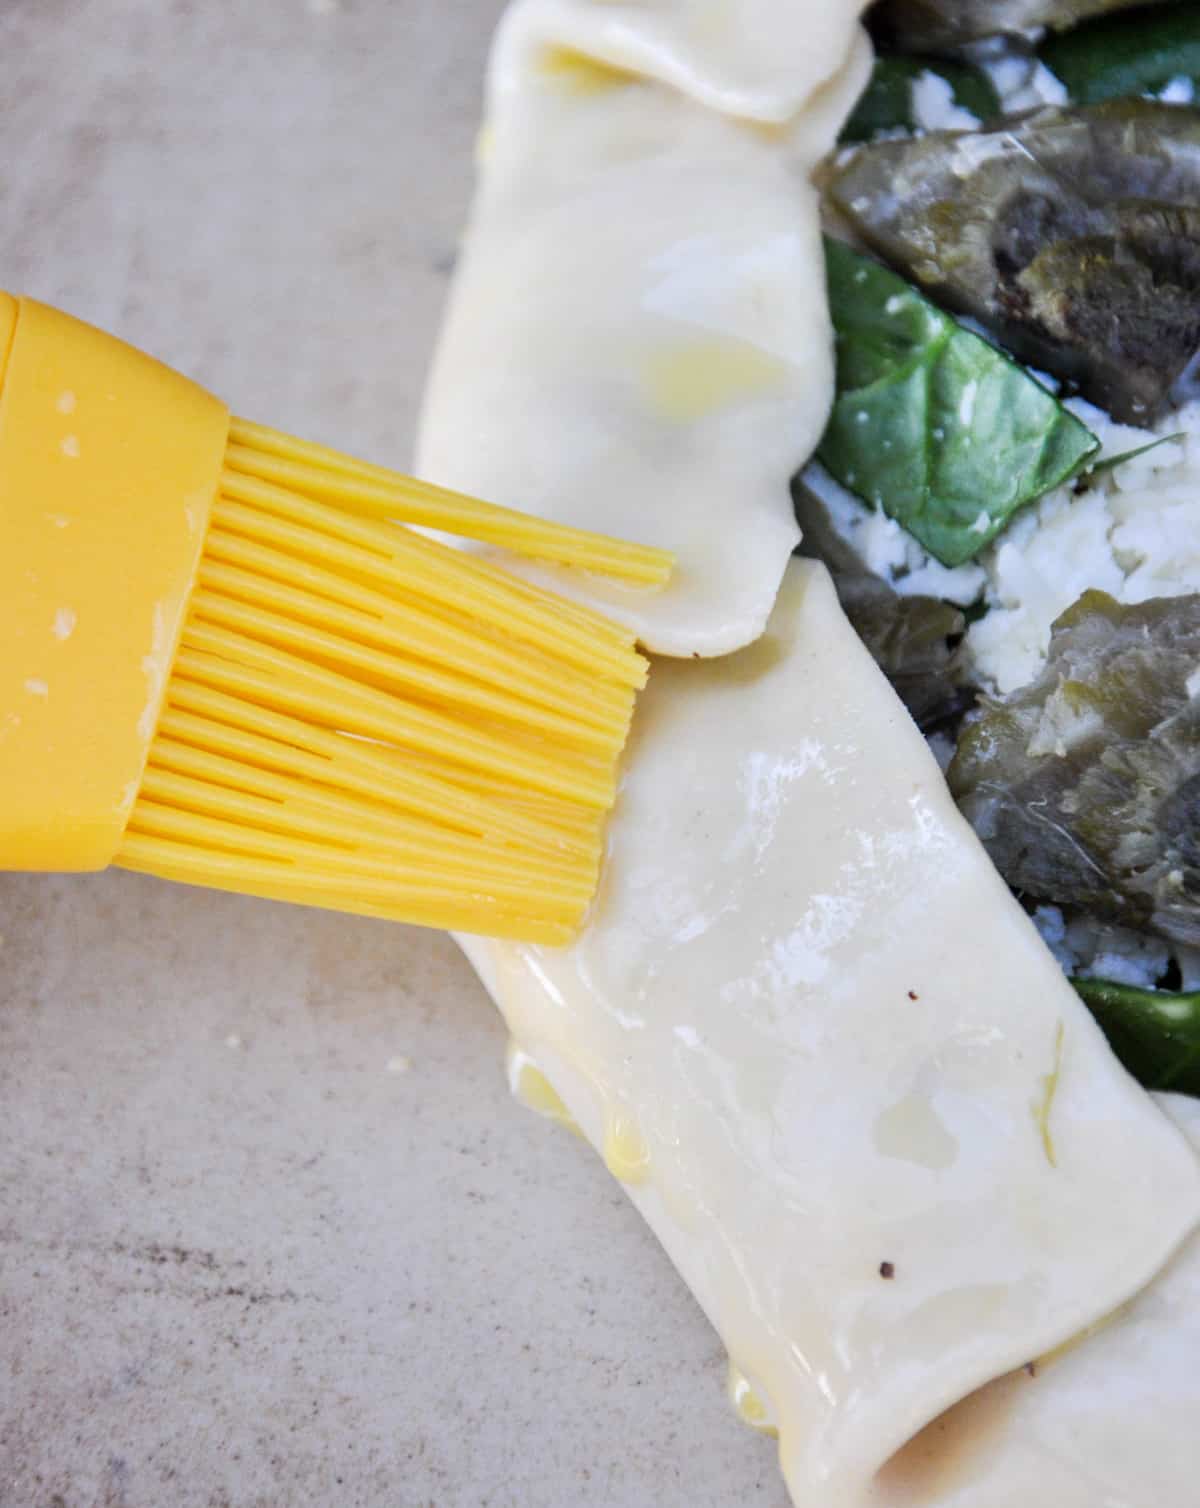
[[0, 4, 786, 1505]]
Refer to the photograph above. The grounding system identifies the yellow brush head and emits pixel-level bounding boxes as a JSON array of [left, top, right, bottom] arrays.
[[0, 296, 673, 943]]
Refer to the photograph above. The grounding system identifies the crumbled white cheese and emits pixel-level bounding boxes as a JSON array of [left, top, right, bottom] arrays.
[[1033, 905, 1174, 990], [911, 70, 981, 134], [808, 393, 1200, 698], [983, 54, 1069, 113], [1032, 905, 1073, 972], [1157, 76, 1195, 105], [969, 399, 1200, 692], [927, 730, 956, 773], [800, 462, 986, 606]]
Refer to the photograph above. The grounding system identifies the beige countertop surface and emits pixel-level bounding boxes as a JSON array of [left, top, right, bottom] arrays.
[[0, 4, 787, 1505]]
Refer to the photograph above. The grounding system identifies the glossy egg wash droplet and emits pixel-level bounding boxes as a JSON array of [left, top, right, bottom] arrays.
[[727, 1360, 779, 1437], [602, 1106, 651, 1184], [505, 1040, 582, 1136]]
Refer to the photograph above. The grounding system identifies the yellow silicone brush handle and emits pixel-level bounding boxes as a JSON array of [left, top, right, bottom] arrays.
[[0, 295, 229, 870]]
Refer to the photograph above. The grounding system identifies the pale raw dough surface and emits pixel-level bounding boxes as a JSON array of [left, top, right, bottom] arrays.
[[418, 0, 872, 657], [422, 6, 1200, 1506], [0, 4, 790, 1505], [873, 1094, 1200, 1508], [459, 561, 1200, 1507]]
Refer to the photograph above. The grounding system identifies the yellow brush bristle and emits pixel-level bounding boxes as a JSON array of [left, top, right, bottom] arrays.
[[112, 421, 673, 944]]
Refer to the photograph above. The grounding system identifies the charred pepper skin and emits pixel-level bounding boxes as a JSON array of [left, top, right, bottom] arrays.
[[828, 101, 1200, 425], [872, 0, 1172, 52]]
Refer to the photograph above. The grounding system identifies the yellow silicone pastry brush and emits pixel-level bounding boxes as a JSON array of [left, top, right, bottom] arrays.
[[0, 293, 673, 944]]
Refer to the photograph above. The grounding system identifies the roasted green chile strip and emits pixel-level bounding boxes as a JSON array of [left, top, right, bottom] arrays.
[[818, 238, 1097, 567], [1073, 977, 1200, 1095], [950, 591, 1200, 948], [872, 0, 1171, 50], [827, 101, 1200, 424], [792, 470, 974, 729], [1040, 4, 1200, 105]]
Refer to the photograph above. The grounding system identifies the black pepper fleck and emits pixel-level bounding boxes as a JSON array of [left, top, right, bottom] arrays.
[[907, 990, 919, 1001], [879, 1261, 895, 1280]]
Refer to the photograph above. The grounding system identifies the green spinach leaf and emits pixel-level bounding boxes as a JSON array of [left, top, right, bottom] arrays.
[[826, 102, 1200, 424], [818, 239, 1099, 568], [1040, 4, 1200, 105], [841, 56, 998, 142], [1087, 432, 1184, 477], [1073, 976, 1200, 1094]]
